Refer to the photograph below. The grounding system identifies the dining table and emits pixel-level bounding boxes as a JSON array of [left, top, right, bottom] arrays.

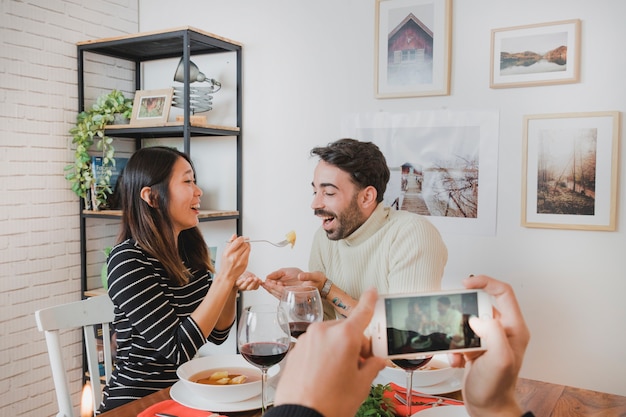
[[98, 377, 626, 417]]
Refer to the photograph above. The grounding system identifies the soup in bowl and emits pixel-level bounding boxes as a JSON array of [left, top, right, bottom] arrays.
[[177, 354, 281, 403]]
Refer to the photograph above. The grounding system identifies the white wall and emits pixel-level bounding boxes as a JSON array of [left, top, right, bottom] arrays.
[[0, 1, 138, 416], [140, 0, 626, 396]]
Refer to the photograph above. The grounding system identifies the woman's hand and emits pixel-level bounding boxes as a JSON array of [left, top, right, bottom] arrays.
[[236, 271, 262, 291], [217, 235, 251, 285]]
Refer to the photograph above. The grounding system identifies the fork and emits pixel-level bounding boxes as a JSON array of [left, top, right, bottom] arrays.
[[244, 238, 291, 247], [394, 392, 462, 407]]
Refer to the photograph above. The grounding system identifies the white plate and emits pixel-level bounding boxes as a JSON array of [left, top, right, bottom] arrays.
[[373, 367, 463, 395], [412, 405, 469, 417], [170, 380, 275, 412]]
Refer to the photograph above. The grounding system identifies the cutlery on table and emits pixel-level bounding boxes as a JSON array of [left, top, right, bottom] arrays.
[[394, 392, 464, 407]]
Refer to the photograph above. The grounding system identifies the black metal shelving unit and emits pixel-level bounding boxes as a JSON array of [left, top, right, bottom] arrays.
[[76, 26, 243, 299], [75, 26, 244, 385]]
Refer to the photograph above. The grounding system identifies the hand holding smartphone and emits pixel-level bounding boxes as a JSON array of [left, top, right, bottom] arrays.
[[370, 289, 492, 359]]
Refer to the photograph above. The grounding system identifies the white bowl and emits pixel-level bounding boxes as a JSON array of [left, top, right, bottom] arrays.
[[376, 354, 458, 388], [177, 354, 281, 403]]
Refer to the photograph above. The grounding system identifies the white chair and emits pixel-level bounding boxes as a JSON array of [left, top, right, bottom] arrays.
[[35, 296, 115, 417]]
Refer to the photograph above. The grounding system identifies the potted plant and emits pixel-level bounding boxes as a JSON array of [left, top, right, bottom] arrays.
[[65, 90, 133, 210]]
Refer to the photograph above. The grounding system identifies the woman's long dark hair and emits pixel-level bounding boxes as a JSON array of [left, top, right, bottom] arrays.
[[117, 146, 213, 285]]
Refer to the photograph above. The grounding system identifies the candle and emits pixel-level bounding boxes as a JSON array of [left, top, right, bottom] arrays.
[[80, 382, 93, 417]]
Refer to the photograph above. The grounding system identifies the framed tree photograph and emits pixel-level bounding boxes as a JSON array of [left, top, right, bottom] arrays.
[[375, 0, 452, 98], [522, 111, 620, 231], [130, 88, 173, 126], [490, 19, 581, 88]]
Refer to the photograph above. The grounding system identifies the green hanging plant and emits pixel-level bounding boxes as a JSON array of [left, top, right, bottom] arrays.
[[65, 90, 133, 210], [101, 246, 113, 290]]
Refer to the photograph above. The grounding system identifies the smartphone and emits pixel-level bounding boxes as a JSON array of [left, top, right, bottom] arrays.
[[370, 289, 492, 359]]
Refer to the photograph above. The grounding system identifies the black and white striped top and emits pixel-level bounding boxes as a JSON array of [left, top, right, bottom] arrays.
[[98, 239, 231, 413]]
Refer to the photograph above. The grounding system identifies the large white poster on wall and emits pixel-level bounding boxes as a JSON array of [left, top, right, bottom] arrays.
[[341, 110, 500, 236]]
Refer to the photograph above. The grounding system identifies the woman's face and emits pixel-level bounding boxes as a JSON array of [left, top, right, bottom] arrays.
[[168, 156, 202, 236]]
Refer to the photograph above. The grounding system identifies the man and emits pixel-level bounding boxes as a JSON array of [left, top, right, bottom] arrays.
[[436, 296, 463, 336], [263, 138, 448, 319], [265, 275, 533, 417]]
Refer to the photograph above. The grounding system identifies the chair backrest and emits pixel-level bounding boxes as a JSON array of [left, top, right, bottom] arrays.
[[35, 296, 115, 417]]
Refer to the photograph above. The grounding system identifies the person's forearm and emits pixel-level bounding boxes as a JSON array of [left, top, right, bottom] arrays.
[[191, 276, 237, 337], [323, 280, 357, 318], [214, 286, 238, 330]]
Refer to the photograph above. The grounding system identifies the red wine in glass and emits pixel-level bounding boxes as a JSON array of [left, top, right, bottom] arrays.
[[240, 342, 289, 368], [238, 304, 291, 415], [391, 356, 432, 370], [392, 356, 433, 417], [288, 321, 311, 339], [280, 286, 323, 340]]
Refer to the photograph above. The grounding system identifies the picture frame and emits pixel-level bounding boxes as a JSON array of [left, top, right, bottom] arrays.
[[130, 88, 173, 126], [490, 19, 581, 89], [522, 111, 620, 231], [342, 110, 500, 236], [375, 0, 452, 98]]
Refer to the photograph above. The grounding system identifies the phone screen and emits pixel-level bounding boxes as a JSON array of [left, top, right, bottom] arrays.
[[384, 292, 482, 356]]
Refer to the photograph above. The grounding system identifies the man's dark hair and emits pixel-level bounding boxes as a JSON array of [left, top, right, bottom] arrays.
[[310, 138, 390, 203], [437, 296, 451, 306]]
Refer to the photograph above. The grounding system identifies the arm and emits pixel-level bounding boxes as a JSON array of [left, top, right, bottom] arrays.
[[269, 288, 386, 417], [108, 237, 253, 364], [108, 243, 208, 364], [191, 236, 251, 335], [263, 268, 358, 319], [453, 275, 531, 417]]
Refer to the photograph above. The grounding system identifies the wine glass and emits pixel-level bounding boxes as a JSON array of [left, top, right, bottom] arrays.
[[391, 355, 433, 417], [279, 286, 324, 340], [238, 304, 291, 415]]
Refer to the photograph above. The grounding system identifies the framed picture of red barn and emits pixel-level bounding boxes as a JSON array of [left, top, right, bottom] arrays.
[[375, 0, 452, 98]]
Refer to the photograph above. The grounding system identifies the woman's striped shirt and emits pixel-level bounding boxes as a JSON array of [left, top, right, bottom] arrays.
[[98, 239, 232, 413]]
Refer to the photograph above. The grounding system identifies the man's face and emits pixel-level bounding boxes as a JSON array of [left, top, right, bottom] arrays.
[[437, 302, 448, 315], [310, 160, 366, 240]]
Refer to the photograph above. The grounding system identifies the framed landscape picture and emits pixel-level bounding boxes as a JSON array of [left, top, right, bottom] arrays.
[[130, 88, 173, 126], [375, 0, 452, 98], [490, 19, 581, 88], [522, 111, 620, 231]]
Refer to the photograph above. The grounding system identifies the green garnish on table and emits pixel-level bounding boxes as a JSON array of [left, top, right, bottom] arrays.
[[355, 384, 395, 417]]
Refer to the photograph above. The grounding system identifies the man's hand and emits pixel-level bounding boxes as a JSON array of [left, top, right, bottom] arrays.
[[272, 287, 386, 417]]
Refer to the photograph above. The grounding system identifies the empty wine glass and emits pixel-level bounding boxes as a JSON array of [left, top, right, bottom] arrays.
[[391, 355, 433, 417], [238, 304, 291, 415], [279, 286, 324, 340]]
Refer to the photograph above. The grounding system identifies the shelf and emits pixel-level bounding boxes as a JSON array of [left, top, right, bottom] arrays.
[[84, 287, 107, 297], [105, 122, 240, 139], [82, 209, 239, 222], [77, 26, 244, 387], [77, 26, 241, 60]]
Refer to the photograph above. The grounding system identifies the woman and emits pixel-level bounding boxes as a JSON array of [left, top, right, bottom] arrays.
[[99, 146, 260, 412]]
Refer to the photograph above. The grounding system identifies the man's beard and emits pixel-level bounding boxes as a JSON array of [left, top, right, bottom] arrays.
[[316, 195, 365, 240]]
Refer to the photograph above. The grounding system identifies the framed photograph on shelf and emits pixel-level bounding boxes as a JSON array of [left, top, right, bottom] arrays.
[[522, 111, 620, 231], [130, 88, 173, 126], [490, 19, 581, 89], [375, 0, 451, 98]]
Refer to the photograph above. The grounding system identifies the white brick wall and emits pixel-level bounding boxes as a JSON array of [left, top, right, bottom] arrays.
[[0, 1, 138, 416]]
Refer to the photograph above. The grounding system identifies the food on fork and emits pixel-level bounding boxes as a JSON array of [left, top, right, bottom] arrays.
[[285, 230, 296, 248]]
